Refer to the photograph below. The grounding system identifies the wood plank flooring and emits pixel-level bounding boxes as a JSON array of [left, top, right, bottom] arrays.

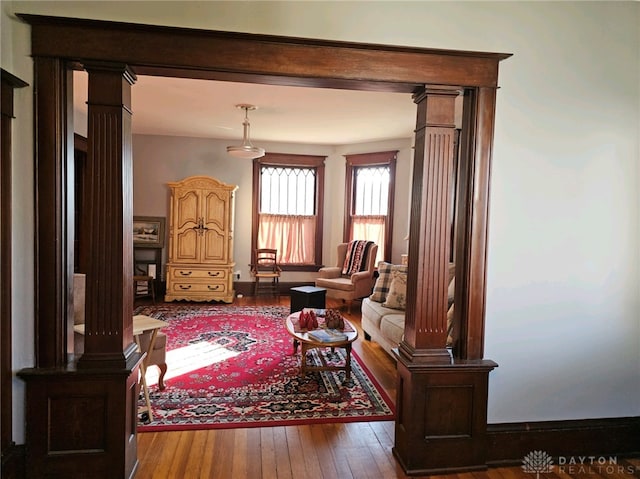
[[134, 296, 639, 479]]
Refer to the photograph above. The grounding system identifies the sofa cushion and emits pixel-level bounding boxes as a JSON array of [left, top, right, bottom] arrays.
[[379, 314, 405, 347], [315, 276, 355, 292], [370, 262, 407, 303], [382, 270, 407, 310], [362, 297, 395, 330]]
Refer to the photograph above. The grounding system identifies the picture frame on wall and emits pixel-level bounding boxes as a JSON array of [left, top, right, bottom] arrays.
[[133, 216, 166, 248]]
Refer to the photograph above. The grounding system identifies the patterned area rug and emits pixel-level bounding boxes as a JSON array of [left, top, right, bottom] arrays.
[[134, 303, 395, 431]]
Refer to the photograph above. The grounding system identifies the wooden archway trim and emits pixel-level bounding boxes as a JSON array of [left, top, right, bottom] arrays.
[[17, 13, 511, 367], [19, 14, 509, 90]]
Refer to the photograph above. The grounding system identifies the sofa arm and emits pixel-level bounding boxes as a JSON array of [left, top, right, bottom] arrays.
[[317, 266, 341, 279]]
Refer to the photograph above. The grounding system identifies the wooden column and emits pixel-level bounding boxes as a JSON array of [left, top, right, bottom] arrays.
[[400, 87, 459, 363], [77, 62, 137, 368], [393, 87, 497, 474], [19, 61, 142, 479]]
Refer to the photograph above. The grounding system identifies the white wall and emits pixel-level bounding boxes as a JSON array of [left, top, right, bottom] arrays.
[[131, 134, 413, 283], [3, 1, 639, 441]]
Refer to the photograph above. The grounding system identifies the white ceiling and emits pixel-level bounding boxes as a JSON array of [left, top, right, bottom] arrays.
[[73, 72, 417, 146]]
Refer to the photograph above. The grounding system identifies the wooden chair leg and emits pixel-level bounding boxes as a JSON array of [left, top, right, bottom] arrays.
[[157, 363, 167, 390], [149, 279, 156, 304]]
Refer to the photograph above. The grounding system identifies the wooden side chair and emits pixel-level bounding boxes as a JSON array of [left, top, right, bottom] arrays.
[[250, 248, 282, 296], [133, 263, 156, 304]]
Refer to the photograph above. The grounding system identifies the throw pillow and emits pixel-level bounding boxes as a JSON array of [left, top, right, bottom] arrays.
[[370, 262, 407, 303], [382, 270, 407, 310]]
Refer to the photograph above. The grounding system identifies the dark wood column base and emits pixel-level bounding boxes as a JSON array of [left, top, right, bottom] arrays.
[[18, 353, 143, 479], [393, 352, 497, 475], [396, 342, 453, 365]]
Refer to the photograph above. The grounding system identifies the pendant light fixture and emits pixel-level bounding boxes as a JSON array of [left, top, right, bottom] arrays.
[[226, 104, 265, 159]]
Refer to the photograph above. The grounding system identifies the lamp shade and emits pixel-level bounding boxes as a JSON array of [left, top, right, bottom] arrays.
[[227, 104, 265, 160], [227, 144, 265, 159]]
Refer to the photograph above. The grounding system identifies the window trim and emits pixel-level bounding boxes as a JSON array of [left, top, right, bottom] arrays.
[[344, 151, 397, 263], [252, 152, 326, 271]]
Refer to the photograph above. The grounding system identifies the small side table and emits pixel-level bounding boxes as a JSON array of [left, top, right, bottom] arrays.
[[290, 286, 326, 313]]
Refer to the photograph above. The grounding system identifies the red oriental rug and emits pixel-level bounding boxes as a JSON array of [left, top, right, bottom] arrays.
[[133, 304, 395, 431]]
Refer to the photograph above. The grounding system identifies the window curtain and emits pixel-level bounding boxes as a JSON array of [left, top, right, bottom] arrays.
[[351, 215, 385, 265], [258, 213, 316, 264]]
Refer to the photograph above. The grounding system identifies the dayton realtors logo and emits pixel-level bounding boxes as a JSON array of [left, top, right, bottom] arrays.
[[523, 451, 638, 476]]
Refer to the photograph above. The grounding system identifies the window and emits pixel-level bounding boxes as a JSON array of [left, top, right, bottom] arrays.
[[252, 153, 325, 269], [344, 151, 397, 264]]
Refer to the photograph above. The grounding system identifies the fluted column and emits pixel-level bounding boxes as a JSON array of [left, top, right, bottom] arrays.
[[78, 62, 136, 368], [399, 86, 459, 364]]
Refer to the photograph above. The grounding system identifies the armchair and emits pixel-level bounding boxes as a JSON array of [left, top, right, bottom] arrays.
[[315, 241, 378, 313], [137, 330, 168, 390]]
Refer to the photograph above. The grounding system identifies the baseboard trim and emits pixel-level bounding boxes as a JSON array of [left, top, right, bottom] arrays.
[[486, 416, 640, 466], [1, 442, 25, 479]]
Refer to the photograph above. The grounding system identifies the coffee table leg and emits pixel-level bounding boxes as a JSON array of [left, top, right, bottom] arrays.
[[300, 343, 308, 376], [292, 338, 299, 354], [344, 344, 353, 386]]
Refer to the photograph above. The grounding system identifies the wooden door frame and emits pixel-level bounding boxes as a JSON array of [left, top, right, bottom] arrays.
[[1, 68, 28, 478]]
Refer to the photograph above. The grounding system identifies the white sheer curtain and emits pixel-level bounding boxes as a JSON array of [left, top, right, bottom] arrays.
[[351, 215, 385, 265], [258, 213, 316, 264]]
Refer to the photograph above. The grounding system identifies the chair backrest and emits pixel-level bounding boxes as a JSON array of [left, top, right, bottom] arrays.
[[336, 242, 378, 276], [254, 248, 279, 273]]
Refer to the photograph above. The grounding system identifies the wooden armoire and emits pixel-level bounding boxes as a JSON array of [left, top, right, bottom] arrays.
[[165, 176, 238, 303]]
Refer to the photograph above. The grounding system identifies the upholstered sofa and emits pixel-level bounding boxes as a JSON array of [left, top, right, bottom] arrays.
[[361, 262, 455, 357]]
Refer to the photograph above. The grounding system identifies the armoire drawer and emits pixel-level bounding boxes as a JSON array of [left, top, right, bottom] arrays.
[[168, 281, 229, 294], [168, 267, 228, 280]]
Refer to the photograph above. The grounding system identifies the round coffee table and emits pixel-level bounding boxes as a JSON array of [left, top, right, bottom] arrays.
[[285, 311, 358, 385]]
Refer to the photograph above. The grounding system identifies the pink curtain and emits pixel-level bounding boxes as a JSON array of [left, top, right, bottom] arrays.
[[351, 215, 385, 265], [258, 213, 316, 264]]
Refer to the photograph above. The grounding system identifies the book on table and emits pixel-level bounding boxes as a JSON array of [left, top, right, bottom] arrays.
[[308, 328, 348, 342]]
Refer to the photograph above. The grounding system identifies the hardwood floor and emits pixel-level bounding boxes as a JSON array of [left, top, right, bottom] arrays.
[[135, 295, 639, 479]]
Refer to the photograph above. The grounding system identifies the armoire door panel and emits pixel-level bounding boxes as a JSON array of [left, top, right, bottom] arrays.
[[175, 190, 199, 229], [203, 190, 228, 231], [175, 229, 198, 262], [202, 229, 226, 263]]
